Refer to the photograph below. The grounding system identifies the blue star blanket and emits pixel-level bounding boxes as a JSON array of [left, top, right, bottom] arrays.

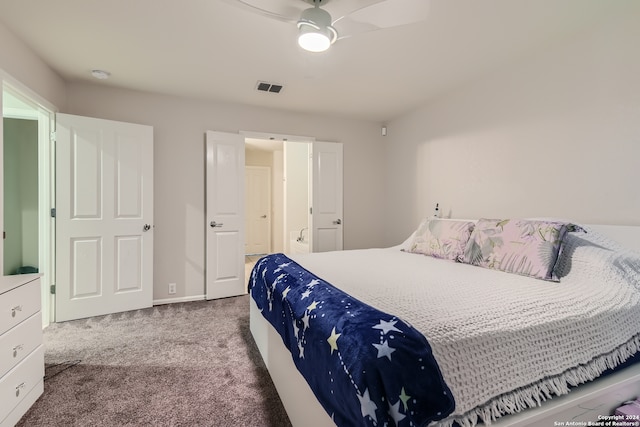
[[249, 253, 455, 427]]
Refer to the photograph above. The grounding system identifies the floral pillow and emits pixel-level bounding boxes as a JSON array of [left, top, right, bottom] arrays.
[[460, 218, 583, 281], [405, 219, 475, 260]]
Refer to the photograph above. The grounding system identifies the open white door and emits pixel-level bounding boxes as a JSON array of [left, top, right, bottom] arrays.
[[55, 114, 153, 322], [205, 131, 246, 299], [311, 141, 343, 252]]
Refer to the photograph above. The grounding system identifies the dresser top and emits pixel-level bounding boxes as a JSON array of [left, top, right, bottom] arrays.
[[0, 274, 41, 295]]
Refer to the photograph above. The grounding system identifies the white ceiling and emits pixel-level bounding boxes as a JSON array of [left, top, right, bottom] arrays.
[[0, 0, 618, 122]]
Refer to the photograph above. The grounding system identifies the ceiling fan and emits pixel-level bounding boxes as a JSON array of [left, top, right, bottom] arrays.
[[223, 0, 430, 52]]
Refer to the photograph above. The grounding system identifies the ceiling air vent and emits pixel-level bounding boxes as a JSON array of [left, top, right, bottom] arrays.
[[256, 81, 283, 93]]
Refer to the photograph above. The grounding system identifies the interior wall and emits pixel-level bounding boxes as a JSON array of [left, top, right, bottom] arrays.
[[383, 2, 640, 246], [245, 147, 272, 167], [0, 22, 66, 109], [65, 83, 387, 301], [18, 119, 38, 269], [285, 142, 310, 253], [3, 118, 21, 274], [272, 150, 284, 253]]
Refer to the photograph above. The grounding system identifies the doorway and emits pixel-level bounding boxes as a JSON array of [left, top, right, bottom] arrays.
[[2, 82, 55, 326], [244, 136, 311, 258], [206, 130, 343, 300]]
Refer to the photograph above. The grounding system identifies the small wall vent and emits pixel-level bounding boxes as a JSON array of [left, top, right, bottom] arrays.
[[256, 81, 283, 93]]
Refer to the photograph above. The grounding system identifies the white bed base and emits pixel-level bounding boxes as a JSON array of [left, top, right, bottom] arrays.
[[251, 298, 335, 427], [250, 224, 640, 427]]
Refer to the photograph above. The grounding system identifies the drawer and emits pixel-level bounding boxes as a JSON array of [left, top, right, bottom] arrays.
[[0, 279, 41, 336], [0, 377, 43, 427], [0, 312, 43, 377], [0, 345, 44, 423]]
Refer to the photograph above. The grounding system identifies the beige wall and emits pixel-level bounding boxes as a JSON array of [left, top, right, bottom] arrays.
[[285, 142, 310, 253], [0, 23, 66, 109], [245, 148, 273, 167], [272, 150, 284, 253], [65, 83, 387, 301], [383, 2, 640, 246]]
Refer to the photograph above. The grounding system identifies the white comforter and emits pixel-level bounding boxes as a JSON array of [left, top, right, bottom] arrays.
[[289, 227, 640, 427]]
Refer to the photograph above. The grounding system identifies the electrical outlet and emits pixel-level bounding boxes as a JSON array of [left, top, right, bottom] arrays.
[[168, 283, 177, 295]]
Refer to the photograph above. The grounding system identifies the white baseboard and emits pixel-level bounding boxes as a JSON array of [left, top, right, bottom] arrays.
[[153, 295, 206, 306]]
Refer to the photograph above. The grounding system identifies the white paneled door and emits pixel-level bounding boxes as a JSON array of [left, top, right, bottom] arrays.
[[311, 141, 343, 252], [205, 131, 246, 300], [55, 114, 153, 322]]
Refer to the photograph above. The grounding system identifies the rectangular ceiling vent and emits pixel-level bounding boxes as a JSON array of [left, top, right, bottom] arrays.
[[256, 81, 283, 94]]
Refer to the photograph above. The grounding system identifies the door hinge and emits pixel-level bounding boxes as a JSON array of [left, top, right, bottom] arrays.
[[50, 208, 56, 218], [50, 131, 56, 142], [50, 285, 56, 294], [309, 207, 312, 214]]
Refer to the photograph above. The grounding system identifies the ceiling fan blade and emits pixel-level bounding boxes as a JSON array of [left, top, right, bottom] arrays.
[[333, 0, 430, 38], [221, 0, 303, 23], [324, 0, 387, 22]]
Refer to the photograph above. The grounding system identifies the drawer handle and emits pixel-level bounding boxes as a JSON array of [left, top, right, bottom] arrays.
[[11, 305, 23, 318], [13, 344, 24, 358], [16, 382, 25, 398]]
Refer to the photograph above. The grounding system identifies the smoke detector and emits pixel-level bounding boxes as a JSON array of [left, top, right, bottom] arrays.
[[91, 69, 111, 80]]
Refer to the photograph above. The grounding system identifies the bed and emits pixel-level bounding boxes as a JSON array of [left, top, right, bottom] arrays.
[[249, 219, 640, 427]]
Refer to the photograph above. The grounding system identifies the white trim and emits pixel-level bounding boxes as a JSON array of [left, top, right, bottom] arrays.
[[0, 69, 58, 113], [37, 108, 54, 327], [153, 295, 206, 306], [3, 106, 38, 120], [240, 130, 315, 143]]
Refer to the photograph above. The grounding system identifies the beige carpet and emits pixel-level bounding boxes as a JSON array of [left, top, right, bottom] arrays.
[[17, 296, 293, 427]]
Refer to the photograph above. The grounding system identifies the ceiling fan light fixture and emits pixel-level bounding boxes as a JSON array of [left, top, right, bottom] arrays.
[[297, 26, 333, 52], [297, 5, 337, 53]]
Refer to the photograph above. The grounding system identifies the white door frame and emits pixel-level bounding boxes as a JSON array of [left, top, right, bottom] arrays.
[[1, 73, 57, 327]]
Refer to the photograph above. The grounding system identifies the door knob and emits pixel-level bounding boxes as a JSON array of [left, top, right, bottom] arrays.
[[210, 221, 223, 228], [333, 219, 342, 225], [261, 215, 267, 218], [143, 224, 151, 232]]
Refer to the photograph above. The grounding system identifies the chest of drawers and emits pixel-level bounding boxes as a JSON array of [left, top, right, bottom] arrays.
[[0, 274, 44, 427]]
